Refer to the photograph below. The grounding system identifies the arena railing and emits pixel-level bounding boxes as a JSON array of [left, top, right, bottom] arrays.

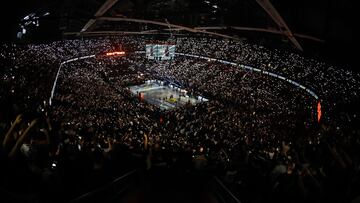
[[50, 51, 319, 107]]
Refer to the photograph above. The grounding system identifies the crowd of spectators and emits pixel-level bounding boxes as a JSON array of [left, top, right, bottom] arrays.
[[1, 35, 360, 203]]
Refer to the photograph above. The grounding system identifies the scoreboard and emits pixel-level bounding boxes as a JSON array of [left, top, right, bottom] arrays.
[[146, 44, 176, 60]]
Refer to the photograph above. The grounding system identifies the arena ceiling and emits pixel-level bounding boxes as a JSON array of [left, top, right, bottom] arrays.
[[59, 0, 323, 48], [1, 0, 356, 67]]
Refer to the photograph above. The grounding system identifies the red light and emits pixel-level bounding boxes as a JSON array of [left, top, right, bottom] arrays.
[[105, 51, 125, 56], [317, 101, 322, 123]]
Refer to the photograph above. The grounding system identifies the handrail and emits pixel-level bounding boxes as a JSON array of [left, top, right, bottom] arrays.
[[112, 169, 137, 183], [68, 169, 138, 203], [214, 176, 242, 203]]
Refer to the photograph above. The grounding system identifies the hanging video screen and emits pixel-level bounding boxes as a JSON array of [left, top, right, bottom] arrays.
[[146, 44, 176, 60]]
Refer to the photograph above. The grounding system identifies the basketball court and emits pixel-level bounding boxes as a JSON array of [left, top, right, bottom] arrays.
[[129, 80, 207, 110]]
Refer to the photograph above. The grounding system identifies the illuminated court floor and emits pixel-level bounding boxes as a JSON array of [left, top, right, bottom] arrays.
[[129, 80, 207, 110]]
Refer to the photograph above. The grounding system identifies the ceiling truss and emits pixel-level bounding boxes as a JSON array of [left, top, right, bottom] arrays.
[[256, 0, 303, 51], [77, 0, 321, 47]]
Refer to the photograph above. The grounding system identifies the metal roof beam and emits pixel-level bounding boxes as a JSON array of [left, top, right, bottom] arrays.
[[80, 0, 118, 32], [195, 26, 324, 42], [256, 0, 303, 51], [96, 17, 238, 39]]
